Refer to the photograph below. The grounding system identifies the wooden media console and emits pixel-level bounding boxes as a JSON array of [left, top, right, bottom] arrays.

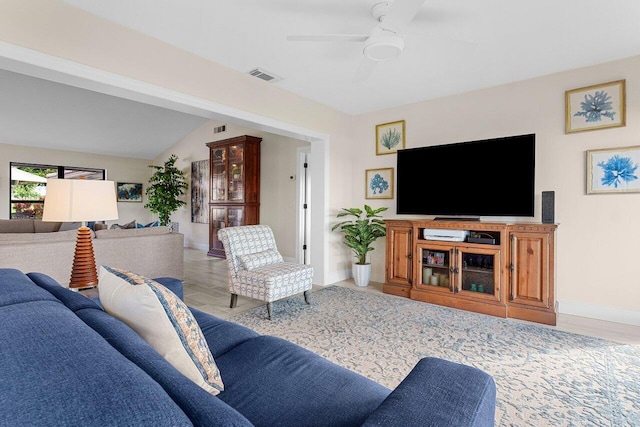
[[384, 219, 557, 325]]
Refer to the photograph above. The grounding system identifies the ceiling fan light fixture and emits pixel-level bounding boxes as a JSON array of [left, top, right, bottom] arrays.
[[363, 34, 404, 61]]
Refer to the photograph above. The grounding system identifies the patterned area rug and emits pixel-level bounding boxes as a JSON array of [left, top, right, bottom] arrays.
[[231, 286, 640, 426]]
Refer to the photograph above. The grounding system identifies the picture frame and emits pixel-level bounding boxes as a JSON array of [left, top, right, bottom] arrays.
[[565, 80, 625, 133], [116, 182, 143, 202], [425, 250, 445, 266], [191, 159, 209, 223], [376, 120, 405, 155], [365, 168, 394, 199], [586, 145, 640, 194]]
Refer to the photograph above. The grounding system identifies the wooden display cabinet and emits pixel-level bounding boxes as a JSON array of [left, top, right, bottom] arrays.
[[207, 135, 261, 258], [383, 219, 557, 325]]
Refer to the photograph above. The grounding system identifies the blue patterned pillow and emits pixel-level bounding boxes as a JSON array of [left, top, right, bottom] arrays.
[[136, 221, 159, 228], [98, 266, 224, 395], [238, 249, 283, 270]]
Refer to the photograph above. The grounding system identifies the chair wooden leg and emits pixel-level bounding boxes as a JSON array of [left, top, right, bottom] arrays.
[[230, 293, 238, 308], [304, 290, 310, 305], [267, 302, 273, 320]]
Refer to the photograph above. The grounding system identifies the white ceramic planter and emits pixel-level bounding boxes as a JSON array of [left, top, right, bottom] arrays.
[[352, 263, 371, 287]]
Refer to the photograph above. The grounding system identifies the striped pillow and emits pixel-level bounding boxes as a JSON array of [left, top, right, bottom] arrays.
[[98, 266, 224, 395]]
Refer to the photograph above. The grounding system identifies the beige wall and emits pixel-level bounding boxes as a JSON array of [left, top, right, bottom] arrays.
[[0, 0, 638, 324], [0, 142, 153, 225], [351, 56, 640, 323], [153, 120, 309, 259]]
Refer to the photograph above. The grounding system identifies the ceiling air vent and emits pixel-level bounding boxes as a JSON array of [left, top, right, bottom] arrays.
[[213, 125, 226, 134], [247, 68, 282, 83]]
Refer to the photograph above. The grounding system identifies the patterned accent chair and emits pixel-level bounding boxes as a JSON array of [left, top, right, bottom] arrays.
[[218, 225, 314, 319]]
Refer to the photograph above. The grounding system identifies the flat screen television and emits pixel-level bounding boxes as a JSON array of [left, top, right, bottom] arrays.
[[396, 133, 535, 218]]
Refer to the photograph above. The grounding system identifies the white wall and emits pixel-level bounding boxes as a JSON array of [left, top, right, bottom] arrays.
[[153, 120, 309, 258], [0, 141, 153, 225]]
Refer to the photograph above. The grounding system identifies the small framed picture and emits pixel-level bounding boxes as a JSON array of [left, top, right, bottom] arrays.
[[565, 80, 625, 133], [117, 182, 143, 202], [586, 145, 640, 194], [376, 120, 405, 155], [365, 168, 394, 199]]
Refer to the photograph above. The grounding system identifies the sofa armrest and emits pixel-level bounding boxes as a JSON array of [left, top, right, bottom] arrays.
[[362, 357, 496, 427]]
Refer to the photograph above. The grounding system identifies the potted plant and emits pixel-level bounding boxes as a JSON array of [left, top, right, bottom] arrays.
[[331, 204, 388, 286], [145, 154, 188, 228]]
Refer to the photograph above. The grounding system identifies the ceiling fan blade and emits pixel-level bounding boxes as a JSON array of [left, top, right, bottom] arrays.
[[381, 0, 427, 33], [353, 56, 378, 82], [287, 34, 369, 42]]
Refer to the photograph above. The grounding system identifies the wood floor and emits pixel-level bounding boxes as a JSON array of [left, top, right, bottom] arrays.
[[183, 248, 640, 345]]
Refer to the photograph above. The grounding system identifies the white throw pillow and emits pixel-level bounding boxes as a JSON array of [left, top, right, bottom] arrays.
[[98, 266, 224, 395], [238, 248, 284, 270]]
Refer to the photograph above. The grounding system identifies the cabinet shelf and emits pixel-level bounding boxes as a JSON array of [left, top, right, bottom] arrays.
[[462, 267, 493, 274]]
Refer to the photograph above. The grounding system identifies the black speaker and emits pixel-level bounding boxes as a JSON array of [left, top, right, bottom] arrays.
[[542, 191, 555, 224]]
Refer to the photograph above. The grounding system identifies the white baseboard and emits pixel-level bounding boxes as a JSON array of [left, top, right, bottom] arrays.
[[557, 300, 640, 327]]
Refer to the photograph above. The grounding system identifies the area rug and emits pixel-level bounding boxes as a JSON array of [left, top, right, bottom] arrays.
[[231, 286, 640, 426]]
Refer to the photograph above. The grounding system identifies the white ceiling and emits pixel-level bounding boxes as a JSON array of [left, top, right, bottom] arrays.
[[0, 69, 208, 159], [2, 0, 640, 159], [61, 0, 640, 115]]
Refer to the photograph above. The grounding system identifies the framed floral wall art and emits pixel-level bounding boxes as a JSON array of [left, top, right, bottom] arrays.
[[376, 120, 405, 155], [366, 168, 394, 199], [587, 145, 640, 194], [565, 80, 625, 133]]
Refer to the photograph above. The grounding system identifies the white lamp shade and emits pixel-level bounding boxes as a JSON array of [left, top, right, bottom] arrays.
[[42, 179, 119, 222]]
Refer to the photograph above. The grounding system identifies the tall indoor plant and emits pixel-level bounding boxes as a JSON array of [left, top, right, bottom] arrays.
[[145, 154, 188, 228], [332, 204, 388, 286]]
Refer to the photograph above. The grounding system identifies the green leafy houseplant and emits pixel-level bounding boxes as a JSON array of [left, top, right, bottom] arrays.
[[145, 154, 188, 227], [331, 205, 388, 265]]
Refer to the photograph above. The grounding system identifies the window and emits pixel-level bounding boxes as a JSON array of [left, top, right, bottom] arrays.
[[10, 162, 105, 219]]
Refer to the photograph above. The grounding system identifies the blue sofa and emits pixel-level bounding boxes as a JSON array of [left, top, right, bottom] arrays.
[[0, 268, 496, 426]]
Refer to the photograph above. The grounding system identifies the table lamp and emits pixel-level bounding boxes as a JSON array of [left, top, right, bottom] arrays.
[[43, 179, 119, 290]]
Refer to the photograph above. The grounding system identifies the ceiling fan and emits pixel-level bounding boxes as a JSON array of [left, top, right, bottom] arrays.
[[287, 0, 428, 82]]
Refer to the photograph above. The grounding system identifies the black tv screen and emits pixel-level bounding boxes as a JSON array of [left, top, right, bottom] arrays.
[[396, 134, 535, 217]]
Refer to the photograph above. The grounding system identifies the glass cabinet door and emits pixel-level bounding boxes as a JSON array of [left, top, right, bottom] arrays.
[[228, 144, 244, 202], [456, 247, 501, 301], [416, 243, 501, 301], [227, 207, 244, 228], [210, 148, 227, 202], [417, 244, 452, 292]]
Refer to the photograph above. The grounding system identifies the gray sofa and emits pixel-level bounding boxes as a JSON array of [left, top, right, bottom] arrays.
[[0, 219, 183, 285]]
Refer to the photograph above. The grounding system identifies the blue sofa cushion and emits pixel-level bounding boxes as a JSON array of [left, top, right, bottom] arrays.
[[27, 271, 252, 426], [190, 306, 260, 358], [0, 268, 59, 307], [0, 282, 193, 426], [27, 271, 102, 312], [77, 307, 252, 426], [215, 335, 391, 426], [362, 357, 497, 427]]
